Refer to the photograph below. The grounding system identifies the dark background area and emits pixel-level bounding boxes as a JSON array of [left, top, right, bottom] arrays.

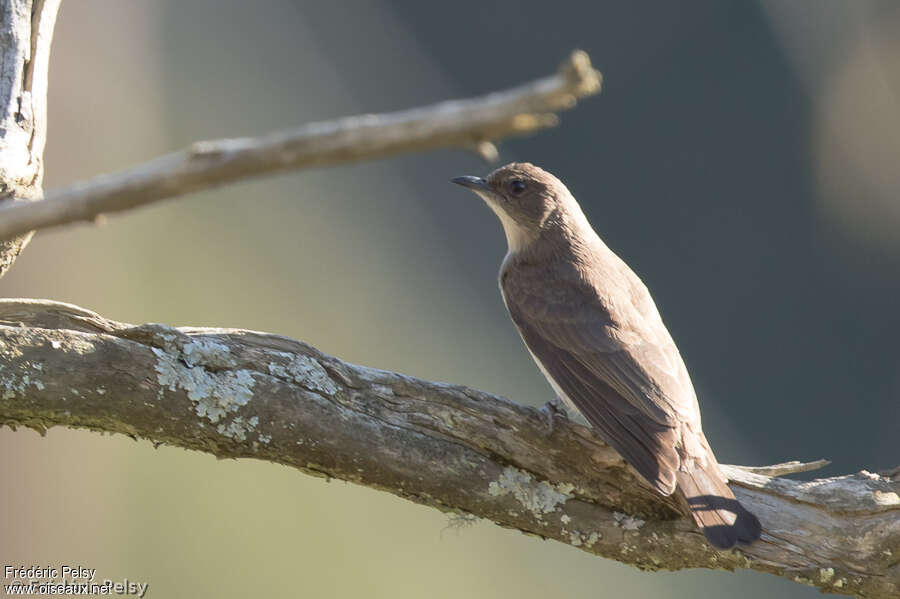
[[383, 0, 899, 471]]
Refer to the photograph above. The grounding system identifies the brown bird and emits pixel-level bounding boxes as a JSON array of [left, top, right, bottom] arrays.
[[452, 162, 761, 549]]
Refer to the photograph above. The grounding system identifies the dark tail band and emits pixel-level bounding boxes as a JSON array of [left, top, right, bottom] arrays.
[[675, 464, 762, 549]]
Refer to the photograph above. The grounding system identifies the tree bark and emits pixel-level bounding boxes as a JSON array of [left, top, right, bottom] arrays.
[[1, 299, 896, 599], [0, 0, 59, 275]]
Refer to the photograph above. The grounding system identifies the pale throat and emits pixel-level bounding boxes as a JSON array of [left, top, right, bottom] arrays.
[[482, 198, 535, 253]]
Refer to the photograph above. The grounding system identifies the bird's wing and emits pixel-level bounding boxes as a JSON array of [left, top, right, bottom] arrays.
[[502, 271, 698, 495]]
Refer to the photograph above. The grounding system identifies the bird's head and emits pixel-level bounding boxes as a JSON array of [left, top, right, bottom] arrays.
[[452, 162, 577, 252]]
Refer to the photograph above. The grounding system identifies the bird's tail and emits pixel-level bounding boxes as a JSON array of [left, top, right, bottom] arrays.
[[675, 461, 761, 550]]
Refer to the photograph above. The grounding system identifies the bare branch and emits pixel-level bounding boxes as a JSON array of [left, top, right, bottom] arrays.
[[0, 50, 602, 242], [732, 459, 831, 477], [0, 0, 60, 274], [0, 299, 896, 599]]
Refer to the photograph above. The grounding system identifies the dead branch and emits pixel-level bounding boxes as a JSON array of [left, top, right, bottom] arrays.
[[0, 299, 896, 599], [0, 50, 601, 242], [0, 0, 60, 274]]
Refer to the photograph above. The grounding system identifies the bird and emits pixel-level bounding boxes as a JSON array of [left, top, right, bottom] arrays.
[[452, 162, 761, 549]]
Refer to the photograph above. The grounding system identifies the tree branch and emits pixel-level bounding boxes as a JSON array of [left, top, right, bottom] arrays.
[[0, 0, 59, 274], [733, 459, 831, 477], [1, 299, 896, 598], [0, 50, 601, 243]]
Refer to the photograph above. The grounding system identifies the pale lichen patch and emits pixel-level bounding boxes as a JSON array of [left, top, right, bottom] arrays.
[[563, 528, 601, 548], [613, 511, 645, 530], [182, 339, 236, 368], [268, 352, 338, 395], [215, 415, 270, 443], [819, 568, 834, 583], [0, 363, 47, 399], [1, 373, 25, 399], [487, 466, 572, 520], [217, 416, 254, 441], [152, 344, 255, 425]]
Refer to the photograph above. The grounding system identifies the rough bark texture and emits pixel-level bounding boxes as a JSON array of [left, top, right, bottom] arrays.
[[0, 51, 601, 242], [0, 0, 59, 275], [1, 299, 896, 598]]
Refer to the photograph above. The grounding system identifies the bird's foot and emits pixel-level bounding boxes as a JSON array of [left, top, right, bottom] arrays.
[[539, 397, 568, 435]]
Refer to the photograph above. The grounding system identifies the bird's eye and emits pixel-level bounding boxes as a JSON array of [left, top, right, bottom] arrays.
[[509, 179, 527, 195]]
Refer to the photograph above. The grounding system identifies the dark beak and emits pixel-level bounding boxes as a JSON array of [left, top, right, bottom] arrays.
[[451, 176, 489, 191]]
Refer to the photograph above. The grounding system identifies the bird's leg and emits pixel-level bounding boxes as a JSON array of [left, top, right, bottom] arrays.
[[539, 397, 569, 434]]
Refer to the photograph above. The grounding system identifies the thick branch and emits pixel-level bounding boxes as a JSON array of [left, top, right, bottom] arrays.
[[0, 0, 59, 274], [0, 300, 896, 598], [0, 50, 601, 242]]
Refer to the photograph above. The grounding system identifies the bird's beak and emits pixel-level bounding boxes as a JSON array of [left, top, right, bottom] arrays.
[[451, 176, 490, 192]]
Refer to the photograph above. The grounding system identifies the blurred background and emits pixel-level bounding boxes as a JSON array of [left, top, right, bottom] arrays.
[[1, 0, 898, 597]]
